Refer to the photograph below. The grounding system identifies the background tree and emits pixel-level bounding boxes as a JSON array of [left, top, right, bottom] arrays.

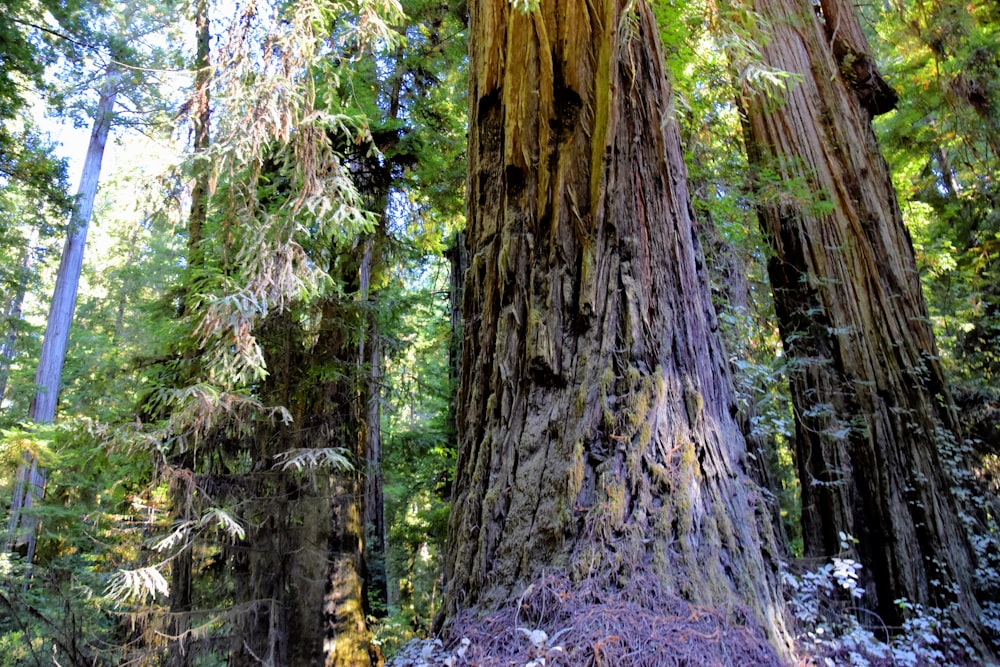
[[115, 0, 456, 662], [0, 0, 73, 211], [735, 0, 989, 652], [5, 0, 185, 569], [4, 66, 118, 564], [2, 0, 998, 662], [0, 103, 188, 667], [0, 2, 76, 407]]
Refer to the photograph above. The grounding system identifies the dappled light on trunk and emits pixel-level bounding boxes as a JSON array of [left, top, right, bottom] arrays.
[[737, 0, 991, 654]]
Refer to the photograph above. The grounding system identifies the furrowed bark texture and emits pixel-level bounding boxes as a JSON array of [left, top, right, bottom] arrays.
[[692, 197, 789, 553], [740, 0, 986, 645], [444, 0, 789, 651]]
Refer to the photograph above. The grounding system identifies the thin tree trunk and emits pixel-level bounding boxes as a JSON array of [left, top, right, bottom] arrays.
[[4, 67, 117, 557], [443, 0, 790, 656], [738, 0, 989, 652], [364, 338, 387, 615], [187, 0, 211, 265], [169, 3, 211, 661], [360, 242, 388, 618]]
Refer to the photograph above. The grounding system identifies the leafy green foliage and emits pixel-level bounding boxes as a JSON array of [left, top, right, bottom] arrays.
[[859, 2, 1000, 648], [0, 1, 74, 214], [871, 0, 1000, 383], [8, 0, 1000, 661], [91, 0, 469, 660], [0, 417, 154, 666]]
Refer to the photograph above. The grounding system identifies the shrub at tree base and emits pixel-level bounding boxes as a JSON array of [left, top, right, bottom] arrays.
[[388, 573, 782, 667]]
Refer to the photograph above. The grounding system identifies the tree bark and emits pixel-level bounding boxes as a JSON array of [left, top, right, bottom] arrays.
[[443, 0, 790, 654], [738, 0, 988, 650], [168, 3, 210, 659], [4, 67, 117, 558], [228, 279, 375, 666], [692, 191, 791, 554], [360, 244, 388, 618]]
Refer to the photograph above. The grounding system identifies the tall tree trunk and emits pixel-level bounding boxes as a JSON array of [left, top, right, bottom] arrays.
[[229, 301, 374, 666], [187, 0, 211, 265], [169, 3, 211, 660], [360, 236, 388, 618], [4, 67, 117, 558], [323, 465, 370, 667], [738, 0, 988, 650], [443, 0, 790, 655]]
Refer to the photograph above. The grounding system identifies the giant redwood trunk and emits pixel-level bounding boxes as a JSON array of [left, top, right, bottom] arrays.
[[738, 0, 988, 649], [443, 0, 790, 652]]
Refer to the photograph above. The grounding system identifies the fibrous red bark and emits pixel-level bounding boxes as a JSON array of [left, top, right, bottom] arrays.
[[443, 0, 791, 655]]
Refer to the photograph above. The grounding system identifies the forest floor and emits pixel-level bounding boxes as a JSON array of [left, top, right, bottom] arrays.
[[384, 573, 783, 667]]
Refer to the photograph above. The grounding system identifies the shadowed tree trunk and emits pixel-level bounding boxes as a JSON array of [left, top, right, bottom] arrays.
[[361, 282, 388, 620], [226, 134, 395, 665], [738, 0, 989, 651], [168, 2, 210, 660], [186, 0, 211, 268], [227, 297, 373, 667], [442, 0, 790, 654], [692, 196, 790, 554]]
